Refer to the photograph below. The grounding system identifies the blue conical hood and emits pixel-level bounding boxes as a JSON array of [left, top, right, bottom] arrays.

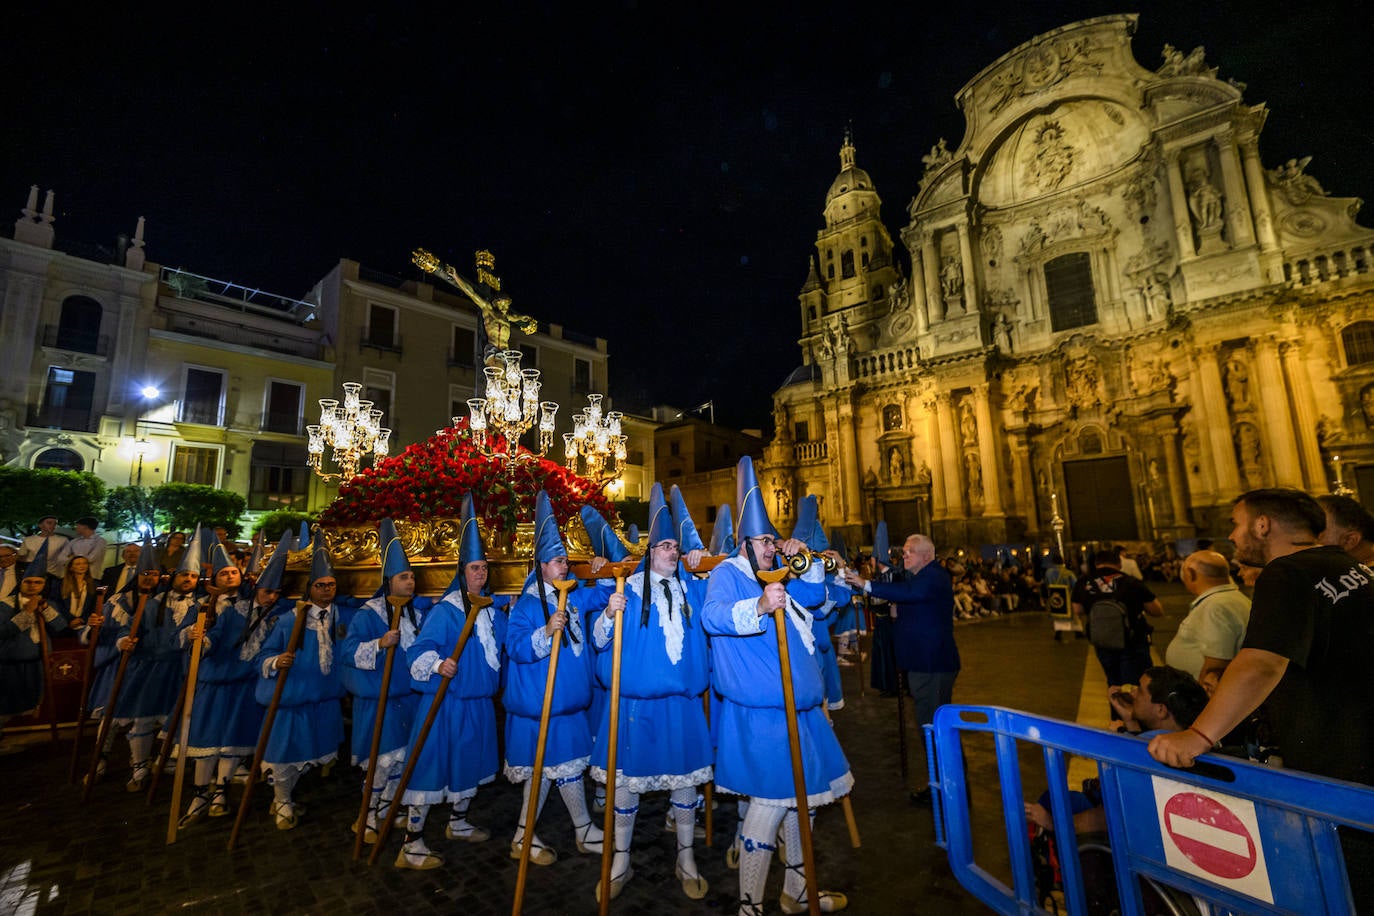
[[379, 518, 411, 580], [179, 525, 204, 575], [708, 504, 735, 555], [626, 524, 640, 546], [246, 539, 264, 578], [646, 484, 674, 546], [458, 493, 486, 567], [790, 495, 819, 546], [829, 529, 848, 563], [210, 542, 235, 576], [735, 456, 778, 541], [309, 545, 334, 588], [255, 532, 294, 592], [136, 534, 158, 575], [872, 521, 890, 570], [580, 505, 629, 562], [533, 491, 566, 563], [669, 486, 706, 553], [298, 520, 312, 552], [23, 540, 49, 581]]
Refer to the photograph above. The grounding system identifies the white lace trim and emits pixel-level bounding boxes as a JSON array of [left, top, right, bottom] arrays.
[[731, 598, 763, 636], [308, 606, 333, 674], [238, 603, 277, 662], [716, 770, 854, 808], [784, 598, 817, 656], [442, 592, 501, 673], [401, 779, 490, 805], [521, 581, 584, 657], [589, 764, 712, 794], [504, 754, 589, 784], [355, 637, 380, 671], [410, 650, 442, 682], [263, 750, 337, 774], [354, 744, 407, 770]]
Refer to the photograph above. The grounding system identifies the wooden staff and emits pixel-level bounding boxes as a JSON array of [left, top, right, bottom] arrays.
[[369, 592, 491, 864], [146, 670, 189, 804], [756, 566, 821, 916], [82, 588, 154, 802], [68, 585, 109, 781], [352, 596, 408, 860], [853, 593, 865, 699], [28, 596, 61, 748], [512, 578, 577, 916], [227, 600, 312, 851], [167, 590, 219, 845], [597, 561, 637, 914], [702, 691, 713, 847]]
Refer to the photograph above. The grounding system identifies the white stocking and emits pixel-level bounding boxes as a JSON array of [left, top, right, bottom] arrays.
[[271, 764, 301, 806], [216, 755, 238, 786], [671, 786, 700, 879], [611, 785, 638, 879], [513, 776, 552, 847], [405, 804, 431, 851], [557, 774, 603, 843], [192, 755, 217, 787], [780, 808, 816, 901], [738, 801, 785, 916]]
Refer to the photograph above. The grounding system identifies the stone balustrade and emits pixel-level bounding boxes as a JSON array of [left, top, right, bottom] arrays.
[[855, 345, 921, 380], [794, 440, 829, 462], [1284, 244, 1372, 288]]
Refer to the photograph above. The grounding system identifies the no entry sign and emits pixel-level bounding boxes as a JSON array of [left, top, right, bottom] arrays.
[[1151, 776, 1273, 904]]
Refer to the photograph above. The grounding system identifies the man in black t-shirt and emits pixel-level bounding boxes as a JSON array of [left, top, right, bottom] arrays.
[[1150, 488, 1374, 908], [1072, 549, 1164, 720]]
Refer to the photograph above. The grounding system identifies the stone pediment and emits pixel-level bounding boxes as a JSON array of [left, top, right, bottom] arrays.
[[1144, 77, 1243, 126], [912, 162, 968, 214], [1265, 157, 1374, 253]]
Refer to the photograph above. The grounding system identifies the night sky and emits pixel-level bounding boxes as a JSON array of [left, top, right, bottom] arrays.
[[6, 2, 1370, 429]]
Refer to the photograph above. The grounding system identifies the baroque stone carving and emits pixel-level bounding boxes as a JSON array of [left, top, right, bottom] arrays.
[[940, 255, 964, 310], [1019, 199, 1112, 256], [964, 452, 983, 499], [1124, 239, 1175, 320], [992, 311, 1015, 352], [1130, 355, 1174, 394], [888, 446, 906, 485], [1122, 163, 1159, 218], [984, 35, 1103, 115], [1234, 422, 1263, 488], [1156, 44, 1216, 79], [1223, 353, 1251, 409], [921, 138, 953, 173], [1267, 156, 1329, 206], [1362, 387, 1374, 429], [1064, 354, 1104, 409], [980, 225, 1004, 263], [959, 399, 977, 446], [1006, 382, 1039, 413], [1025, 121, 1078, 192]]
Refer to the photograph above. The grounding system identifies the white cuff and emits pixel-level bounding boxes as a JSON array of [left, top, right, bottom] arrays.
[[262, 656, 280, 678], [531, 627, 553, 659], [41, 605, 60, 622], [355, 638, 380, 670], [409, 649, 441, 681], [592, 612, 613, 648], [801, 562, 824, 583], [730, 598, 763, 635]]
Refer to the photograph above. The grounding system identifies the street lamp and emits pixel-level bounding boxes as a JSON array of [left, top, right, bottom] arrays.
[[132, 438, 152, 486]]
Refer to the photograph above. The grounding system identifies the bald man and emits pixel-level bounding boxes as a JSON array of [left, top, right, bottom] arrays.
[[1166, 550, 1251, 693], [1316, 494, 1374, 565]]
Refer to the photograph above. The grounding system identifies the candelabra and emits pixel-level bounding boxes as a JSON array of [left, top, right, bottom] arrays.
[[563, 393, 627, 483], [1331, 453, 1355, 497], [307, 382, 391, 482], [462, 349, 558, 470]]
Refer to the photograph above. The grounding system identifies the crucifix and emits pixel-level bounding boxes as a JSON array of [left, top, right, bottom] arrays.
[[412, 247, 539, 364]]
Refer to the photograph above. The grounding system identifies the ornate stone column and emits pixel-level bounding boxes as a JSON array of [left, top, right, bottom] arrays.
[[972, 383, 1003, 516], [934, 392, 963, 515], [922, 235, 942, 321], [1239, 136, 1278, 252], [924, 394, 947, 520], [1280, 339, 1323, 490], [1164, 151, 1196, 258], [1161, 422, 1191, 530], [833, 391, 866, 525], [1195, 344, 1242, 496], [1215, 132, 1253, 248], [1253, 337, 1303, 488], [909, 243, 930, 334], [956, 222, 977, 315]]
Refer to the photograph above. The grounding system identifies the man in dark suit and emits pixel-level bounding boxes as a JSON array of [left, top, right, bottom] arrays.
[[845, 533, 959, 805], [100, 542, 143, 593]]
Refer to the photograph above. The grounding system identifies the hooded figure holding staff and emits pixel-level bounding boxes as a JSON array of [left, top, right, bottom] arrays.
[[703, 457, 853, 915]]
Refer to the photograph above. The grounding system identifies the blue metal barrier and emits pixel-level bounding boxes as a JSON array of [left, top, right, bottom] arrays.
[[926, 705, 1374, 915]]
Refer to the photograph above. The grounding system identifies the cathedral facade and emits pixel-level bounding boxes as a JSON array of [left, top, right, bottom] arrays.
[[763, 15, 1374, 550]]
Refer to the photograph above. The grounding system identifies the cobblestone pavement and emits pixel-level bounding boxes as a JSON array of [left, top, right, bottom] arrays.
[[1, 587, 1192, 914]]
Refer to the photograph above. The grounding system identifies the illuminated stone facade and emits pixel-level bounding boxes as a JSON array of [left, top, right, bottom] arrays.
[[765, 15, 1374, 548]]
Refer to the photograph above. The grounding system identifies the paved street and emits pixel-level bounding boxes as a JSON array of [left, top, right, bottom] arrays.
[[1, 584, 1192, 914]]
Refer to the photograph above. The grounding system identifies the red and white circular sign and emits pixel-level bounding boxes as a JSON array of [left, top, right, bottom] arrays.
[[1162, 791, 1257, 880]]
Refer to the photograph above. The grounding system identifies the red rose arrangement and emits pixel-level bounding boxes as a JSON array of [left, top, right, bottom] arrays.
[[317, 424, 618, 535]]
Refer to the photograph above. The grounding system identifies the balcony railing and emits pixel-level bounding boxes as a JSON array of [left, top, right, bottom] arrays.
[[855, 345, 921, 381], [260, 412, 303, 435], [26, 405, 98, 433], [1285, 244, 1373, 288], [177, 404, 223, 425], [794, 440, 829, 462], [42, 324, 110, 357]]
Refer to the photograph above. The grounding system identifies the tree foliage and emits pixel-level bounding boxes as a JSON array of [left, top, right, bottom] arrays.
[[150, 483, 246, 538], [251, 509, 313, 541], [104, 485, 159, 537], [0, 467, 107, 536]]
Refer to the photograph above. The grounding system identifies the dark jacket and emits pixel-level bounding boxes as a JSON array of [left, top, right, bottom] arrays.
[[868, 562, 960, 673]]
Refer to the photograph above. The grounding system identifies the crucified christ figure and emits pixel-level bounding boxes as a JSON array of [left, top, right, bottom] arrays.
[[412, 248, 538, 361]]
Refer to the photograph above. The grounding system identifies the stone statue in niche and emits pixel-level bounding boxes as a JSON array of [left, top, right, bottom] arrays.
[[888, 447, 906, 485], [816, 323, 836, 361], [837, 314, 856, 358], [993, 311, 1014, 352], [940, 255, 964, 307], [1224, 354, 1250, 409], [1235, 423, 1263, 487], [1267, 156, 1329, 207], [887, 277, 909, 313], [959, 400, 978, 446], [774, 487, 792, 519], [1362, 385, 1374, 429], [773, 402, 791, 441], [916, 461, 932, 485], [1189, 176, 1224, 231], [965, 452, 983, 500], [863, 467, 878, 489]]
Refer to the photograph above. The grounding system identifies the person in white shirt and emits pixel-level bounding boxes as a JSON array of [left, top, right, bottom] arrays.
[[1116, 545, 1143, 580], [0, 546, 18, 604], [55, 517, 108, 578], [20, 516, 68, 577], [1166, 550, 1251, 693]]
